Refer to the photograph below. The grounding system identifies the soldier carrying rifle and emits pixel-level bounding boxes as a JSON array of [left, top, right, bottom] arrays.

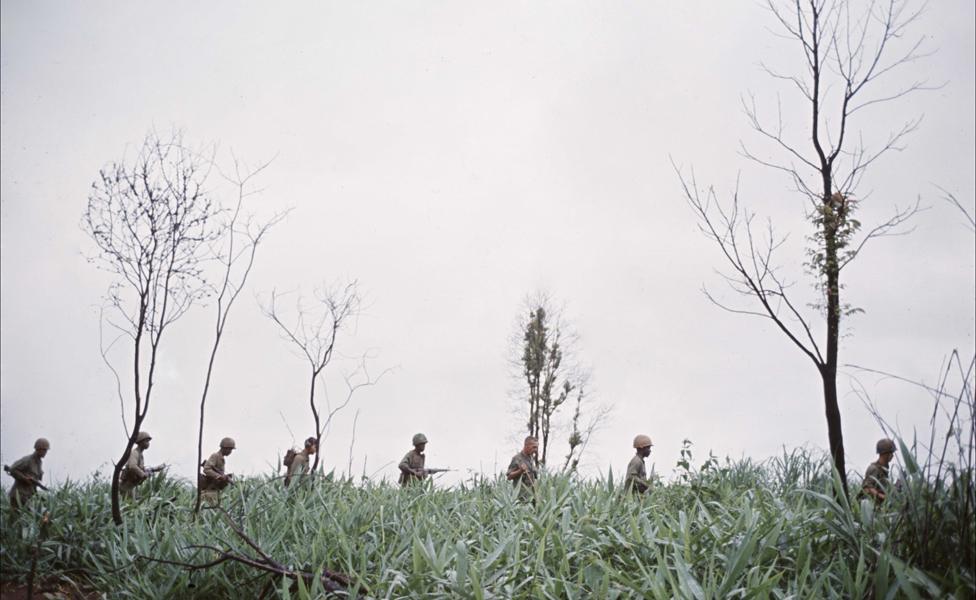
[[120, 431, 166, 498], [4, 438, 50, 510], [398, 433, 450, 486], [200, 437, 236, 504], [507, 436, 539, 503]]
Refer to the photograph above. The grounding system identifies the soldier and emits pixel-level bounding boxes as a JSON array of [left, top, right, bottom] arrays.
[[120, 431, 165, 498], [506, 436, 539, 502], [284, 436, 317, 488], [625, 434, 653, 495], [398, 433, 429, 486], [5, 438, 50, 509], [862, 438, 896, 503], [200, 437, 236, 504]]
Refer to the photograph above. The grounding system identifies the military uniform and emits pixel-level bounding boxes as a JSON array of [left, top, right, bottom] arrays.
[[625, 455, 650, 495], [200, 451, 229, 504], [120, 446, 148, 497], [862, 461, 889, 500], [285, 449, 311, 487], [7, 453, 43, 509], [398, 449, 426, 486], [508, 452, 538, 501]]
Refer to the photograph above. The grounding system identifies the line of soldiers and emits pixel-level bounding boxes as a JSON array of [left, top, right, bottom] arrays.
[[3, 433, 899, 509]]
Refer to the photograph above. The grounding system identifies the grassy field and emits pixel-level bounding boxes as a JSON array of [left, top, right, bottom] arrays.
[[1, 445, 973, 599]]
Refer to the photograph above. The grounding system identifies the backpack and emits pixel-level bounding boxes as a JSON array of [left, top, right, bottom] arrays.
[[283, 448, 298, 468]]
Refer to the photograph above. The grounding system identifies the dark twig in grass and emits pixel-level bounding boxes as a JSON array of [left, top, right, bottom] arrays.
[[138, 508, 355, 597]]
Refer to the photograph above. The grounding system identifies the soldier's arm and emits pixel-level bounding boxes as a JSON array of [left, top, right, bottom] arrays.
[[505, 460, 524, 480], [202, 457, 223, 479], [125, 452, 148, 479], [6, 460, 39, 486], [398, 454, 421, 476]]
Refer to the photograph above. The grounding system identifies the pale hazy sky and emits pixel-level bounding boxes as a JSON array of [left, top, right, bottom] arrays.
[[2, 2, 973, 488]]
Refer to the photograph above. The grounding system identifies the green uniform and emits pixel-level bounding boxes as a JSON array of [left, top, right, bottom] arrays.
[[398, 449, 426, 486], [625, 455, 650, 495], [508, 452, 538, 501], [120, 447, 148, 497], [862, 461, 889, 500], [285, 450, 311, 487], [200, 451, 229, 503], [7, 453, 43, 508]]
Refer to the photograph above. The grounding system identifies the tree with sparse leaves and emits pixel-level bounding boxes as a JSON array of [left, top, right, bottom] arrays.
[[676, 0, 932, 493]]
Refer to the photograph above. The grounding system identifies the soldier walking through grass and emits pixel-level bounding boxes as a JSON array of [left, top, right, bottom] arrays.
[[120, 431, 165, 498], [861, 438, 896, 503], [200, 437, 236, 504], [284, 437, 317, 488], [5, 438, 50, 510], [398, 433, 429, 486], [625, 434, 653, 495], [507, 436, 539, 502]]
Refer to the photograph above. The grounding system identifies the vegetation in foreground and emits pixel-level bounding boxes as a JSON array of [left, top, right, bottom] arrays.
[[1, 445, 973, 599]]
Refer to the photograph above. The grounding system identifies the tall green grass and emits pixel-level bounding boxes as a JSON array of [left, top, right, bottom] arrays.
[[1, 445, 972, 598]]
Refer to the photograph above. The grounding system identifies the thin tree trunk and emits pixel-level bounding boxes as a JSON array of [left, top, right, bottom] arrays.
[[822, 187, 848, 495], [194, 341, 222, 515], [310, 373, 321, 474]]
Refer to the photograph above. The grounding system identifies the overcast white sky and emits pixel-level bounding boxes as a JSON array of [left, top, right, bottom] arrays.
[[2, 2, 973, 488]]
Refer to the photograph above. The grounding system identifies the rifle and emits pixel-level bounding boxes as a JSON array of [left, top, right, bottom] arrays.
[[3, 465, 49, 491], [424, 468, 453, 475]]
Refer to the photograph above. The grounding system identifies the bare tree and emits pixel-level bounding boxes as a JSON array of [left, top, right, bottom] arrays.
[[512, 294, 600, 467], [192, 155, 287, 515], [676, 0, 932, 493], [84, 130, 220, 525], [262, 282, 367, 475]]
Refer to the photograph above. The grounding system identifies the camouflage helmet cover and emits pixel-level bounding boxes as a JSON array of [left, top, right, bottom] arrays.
[[135, 431, 152, 443], [412, 433, 428, 446], [220, 437, 236, 449], [34, 438, 51, 450], [633, 434, 653, 449], [876, 438, 896, 454]]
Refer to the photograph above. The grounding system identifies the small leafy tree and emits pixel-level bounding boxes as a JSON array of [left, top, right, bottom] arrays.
[[514, 295, 605, 468]]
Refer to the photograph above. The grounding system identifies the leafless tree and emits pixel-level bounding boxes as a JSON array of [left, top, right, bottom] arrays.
[[511, 294, 602, 467], [262, 282, 376, 475], [192, 155, 287, 515], [676, 0, 933, 493], [84, 130, 221, 525]]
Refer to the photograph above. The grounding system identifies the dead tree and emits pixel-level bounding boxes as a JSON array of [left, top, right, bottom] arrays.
[[84, 130, 220, 525], [676, 0, 931, 493], [192, 156, 287, 515], [262, 282, 361, 475]]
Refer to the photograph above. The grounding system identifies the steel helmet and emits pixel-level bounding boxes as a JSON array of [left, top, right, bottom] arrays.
[[136, 431, 152, 443], [412, 433, 428, 446], [876, 438, 896, 454], [633, 434, 653, 449], [34, 438, 51, 450], [220, 437, 236, 449]]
